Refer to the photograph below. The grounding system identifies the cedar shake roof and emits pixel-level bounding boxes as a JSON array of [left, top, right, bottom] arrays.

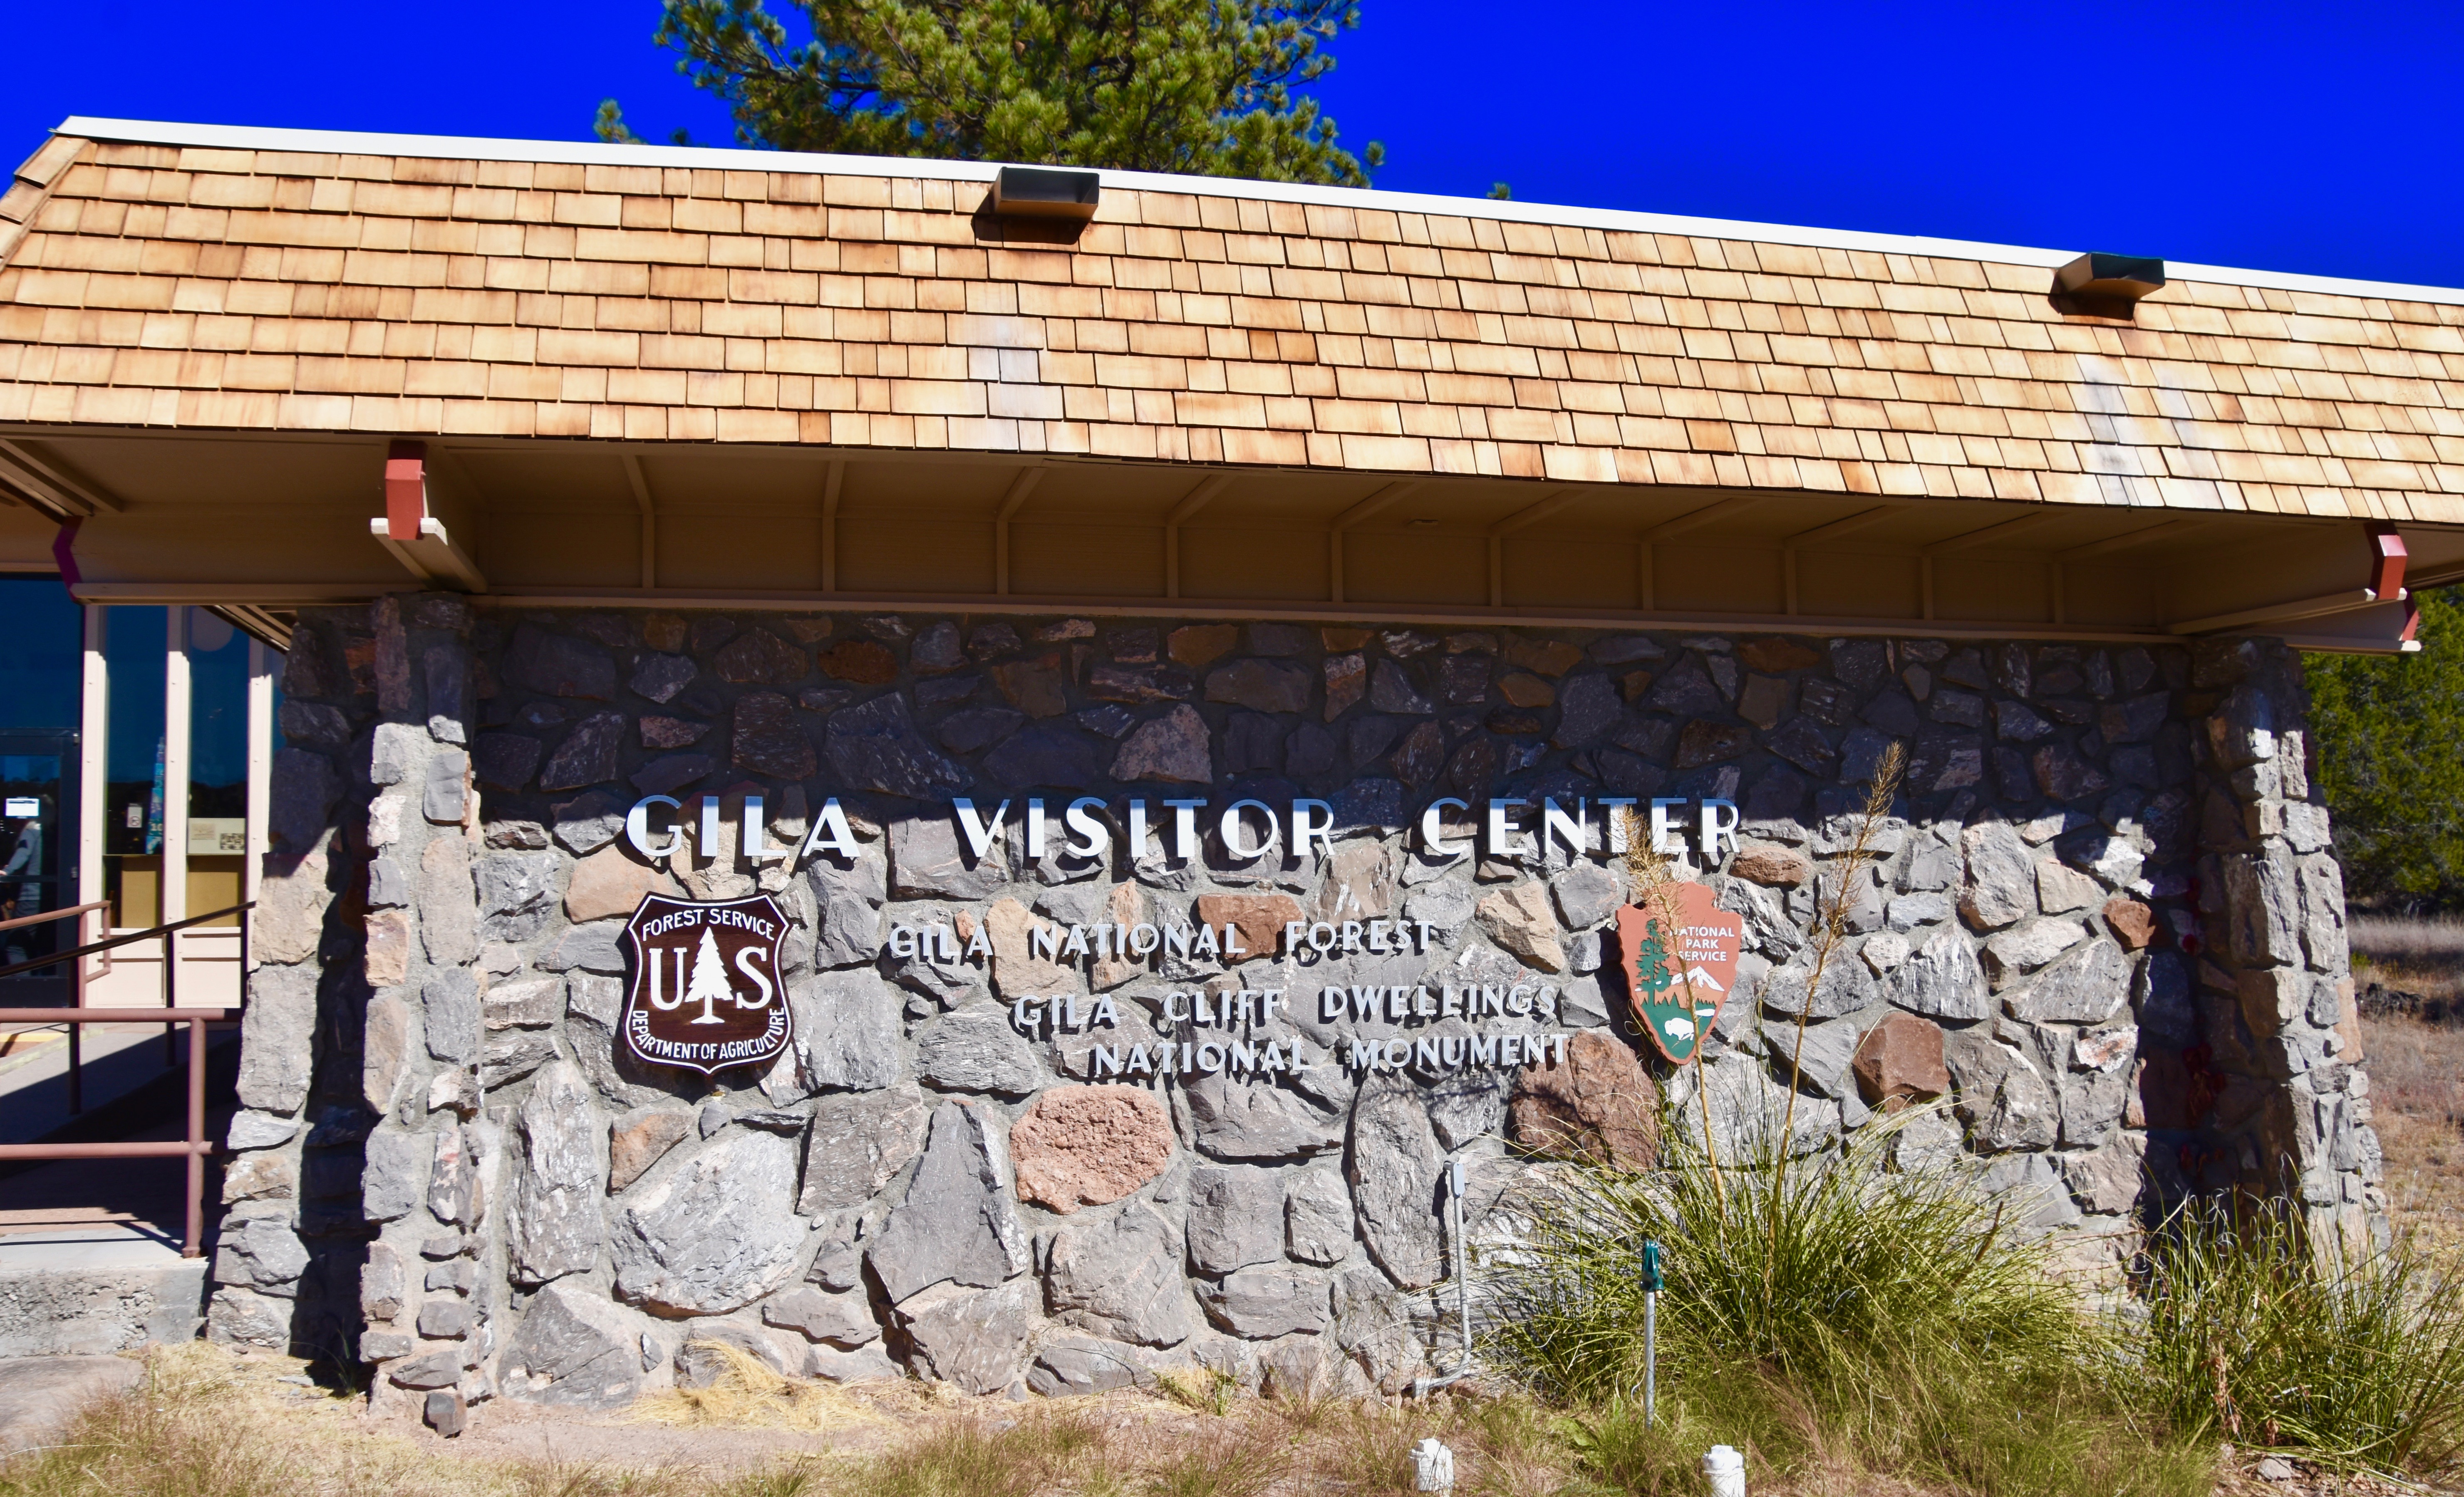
[[8, 120, 2464, 525]]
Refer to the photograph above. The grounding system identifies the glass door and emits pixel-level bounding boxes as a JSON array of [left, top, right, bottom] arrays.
[[0, 730, 79, 995]]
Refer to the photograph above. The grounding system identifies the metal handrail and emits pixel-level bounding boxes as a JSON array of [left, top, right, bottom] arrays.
[[0, 899, 109, 934], [0, 901, 254, 1257]]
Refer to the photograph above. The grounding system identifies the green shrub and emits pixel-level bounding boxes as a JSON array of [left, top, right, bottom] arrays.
[[2131, 1200, 2464, 1475], [1490, 1104, 2209, 1497]]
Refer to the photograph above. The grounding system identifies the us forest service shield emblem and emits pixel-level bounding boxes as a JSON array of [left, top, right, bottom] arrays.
[[1614, 882, 1744, 1065], [620, 893, 793, 1076]]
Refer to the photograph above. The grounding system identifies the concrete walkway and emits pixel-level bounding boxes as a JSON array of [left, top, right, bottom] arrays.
[[0, 1353, 143, 1455]]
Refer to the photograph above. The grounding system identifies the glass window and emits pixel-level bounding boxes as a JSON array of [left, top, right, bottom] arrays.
[[186, 609, 250, 927], [0, 578, 80, 732], [104, 606, 167, 929]]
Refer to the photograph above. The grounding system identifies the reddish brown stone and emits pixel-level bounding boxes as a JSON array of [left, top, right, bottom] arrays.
[[1739, 638, 1823, 673], [1850, 1012, 1949, 1109], [1729, 843, 1811, 886], [1193, 892, 1307, 959], [2103, 897, 2156, 950], [1168, 624, 1239, 668], [1674, 720, 1751, 769], [1324, 653, 1367, 721], [990, 657, 1068, 716], [1321, 627, 1371, 651], [1504, 638, 1583, 677], [640, 613, 687, 651], [639, 715, 708, 749], [1508, 1029, 1660, 1170], [818, 639, 898, 685], [732, 692, 817, 779], [1498, 673, 1556, 708], [609, 1106, 692, 1193], [1010, 1085, 1175, 1214], [1619, 669, 1655, 702]]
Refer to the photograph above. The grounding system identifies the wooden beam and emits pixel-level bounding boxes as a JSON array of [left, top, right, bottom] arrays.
[[1920, 509, 2068, 556], [1783, 502, 1913, 547], [2055, 515, 2210, 562], [993, 467, 1044, 596], [1165, 473, 1233, 600], [1327, 480, 1422, 604], [821, 460, 845, 592], [622, 453, 656, 590], [0, 440, 124, 518]]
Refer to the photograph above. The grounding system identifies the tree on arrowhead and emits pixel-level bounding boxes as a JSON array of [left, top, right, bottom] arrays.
[[599, 0, 1383, 186], [1630, 919, 1675, 999], [684, 927, 734, 1024]]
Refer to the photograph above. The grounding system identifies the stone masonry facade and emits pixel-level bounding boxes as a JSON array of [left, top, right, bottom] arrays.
[[208, 596, 2379, 1414]]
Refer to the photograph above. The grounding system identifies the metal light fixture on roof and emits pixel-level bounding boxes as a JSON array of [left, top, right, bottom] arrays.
[[2052, 253, 2165, 316], [992, 166, 1101, 222]]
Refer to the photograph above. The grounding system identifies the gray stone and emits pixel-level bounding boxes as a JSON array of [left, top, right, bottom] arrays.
[[916, 1008, 1044, 1096], [628, 651, 696, 704], [1758, 951, 1876, 1020], [1959, 821, 2033, 929], [1767, 1018, 1858, 1098], [1550, 863, 1623, 928], [1975, 1151, 2083, 1233], [1942, 1029, 2058, 1152], [1045, 1204, 1195, 1347], [212, 1215, 309, 1294], [237, 963, 318, 1113], [1981, 918, 2086, 990], [825, 693, 966, 799], [423, 747, 469, 824], [480, 1029, 558, 1090], [540, 711, 626, 792], [417, 837, 478, 965], [384, 1350, 469, 1390], [983, 722, 1101, 788], [509, 626, 618, 700], [416, 1299, 473, 1339], [362, 1127, 429, 1223], [1347, 1078, 1444, 1289], [763, 1286, 881, 1348], [1894, 928, 1989, 1021], [1284, 1168, 1354, 1265], [422, 972, 479, 1065], [427, 1124, 478, 1227], [1029, 1338, 1145, 1396], [1369, 660, 1433, 714], [610, 1129, 804, 1315], [1185, 1165, 1286, 1274], [2060, 1065, 2131, 1147], [498, 1281, 642, 1408], [2004, 938, 2130, 1024], [2134, 952, 2196, 1049], [868, 1102, 1030, 1303], [371, 721, 423, 786], [226, 1109, 300, 1151], [473, 733, 543, 791], [476, 851, 559, 940], [1200, 1267, 1330, 1340], [510, 1061, 605, 1285], [538, 920, 627, 974], [890, 813, 1009, 900], [778, 970, 907, 1088], [1113, 704, 1213, 783], [806, 850, 887, 969], [485, 977, 563, 1030], [268, 747, 340, 854], [2061, 1139, 2145, 1215], [1552, 673, 1621, 749], [551, 790, 626, 856], [1424, 1064, 1511, 1151], [1182, 1071, 1343, 1161], [893, 1279, 1036, 1396]]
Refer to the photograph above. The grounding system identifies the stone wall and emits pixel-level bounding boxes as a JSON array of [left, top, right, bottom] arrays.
[[210, 599, 2381, 1416]]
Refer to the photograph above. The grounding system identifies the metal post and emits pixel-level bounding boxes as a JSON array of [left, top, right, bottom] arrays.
[[183, 1014, 206, 1257], [67, 907, 85, 1114], [1450, 1158, 1472, 1370], [161, 926, 177, 1065], [1641, 1238, 1664, 1428]]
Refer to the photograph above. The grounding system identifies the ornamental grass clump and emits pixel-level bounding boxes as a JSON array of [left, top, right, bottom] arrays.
[[1489, 1101, 2209, 1497], [2130, 1199, 2464, 1476]]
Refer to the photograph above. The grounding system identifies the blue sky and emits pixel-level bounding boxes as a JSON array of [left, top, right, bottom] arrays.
[[7, 1, 2464, 287]]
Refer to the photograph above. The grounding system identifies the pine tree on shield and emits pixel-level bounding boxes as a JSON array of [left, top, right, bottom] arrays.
[[684, 927, 734, 1024]]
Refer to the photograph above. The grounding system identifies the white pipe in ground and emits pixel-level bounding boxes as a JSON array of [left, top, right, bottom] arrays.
[[1703, 1445, 1746, 1497]]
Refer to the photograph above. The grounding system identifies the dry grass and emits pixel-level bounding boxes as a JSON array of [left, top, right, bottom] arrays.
[[2346, 914, 2464, 1256]]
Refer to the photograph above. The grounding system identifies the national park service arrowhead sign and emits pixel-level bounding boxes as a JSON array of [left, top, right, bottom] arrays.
[[620, 893, 793, 1076], [1614, 882, 1743, 1065]]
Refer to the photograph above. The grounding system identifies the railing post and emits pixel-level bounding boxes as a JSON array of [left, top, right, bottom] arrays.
[[184, 1014, 207, 1258], [162, 926, 177, 1066], [67, 908, 85, 1115]]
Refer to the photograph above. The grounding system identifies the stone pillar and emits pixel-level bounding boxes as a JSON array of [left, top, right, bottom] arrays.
[[209, 594, 492, 1398], [2187, 637, 2380, 1248]]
